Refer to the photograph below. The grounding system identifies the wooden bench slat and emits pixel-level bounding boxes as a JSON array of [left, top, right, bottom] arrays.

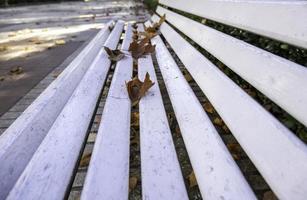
[[81, 23, 133, 200], [0, 21, 113, 199], [138, 25, 188, 200], [156, 7, 307, 127], [149, 22, 256, 199], [6, 21, 124, 200], [159, 0, 307, 49], [152, 15, 307, 200]]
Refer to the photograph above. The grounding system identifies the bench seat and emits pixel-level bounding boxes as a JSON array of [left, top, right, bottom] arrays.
[[0, 0, 307, 199]]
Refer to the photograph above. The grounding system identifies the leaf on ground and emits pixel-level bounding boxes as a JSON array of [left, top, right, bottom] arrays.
[[131, 112, 139, 127], [0, 76, 5, 81], [213, 117, 223, 126], [187, 171, 198, 188], [138, 31, 157, 40], [182, 69, 193, 82], [55, 39, 66, 45], [80, 153, 91, 167], [104, 46, 125, 62], [203, 102, 214, 114], [10, 66, 23, 75], [126, 72, 154, 106], [263, 191, 278, 200], [129, 176, 138, 192], [132, 23, 138, 29]]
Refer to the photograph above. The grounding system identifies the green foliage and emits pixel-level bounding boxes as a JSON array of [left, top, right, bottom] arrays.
[[144, 0, 158, 11]]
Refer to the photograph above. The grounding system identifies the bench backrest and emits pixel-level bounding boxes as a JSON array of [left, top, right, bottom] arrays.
[[154, 1, 307, 199]]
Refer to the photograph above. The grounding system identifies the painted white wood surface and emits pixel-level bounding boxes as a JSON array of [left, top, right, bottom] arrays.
[[152, 15, 307, 200], [81, 23, 133, 200], [6, 21, 124, 200], [138, 25, 188, 200], [149, 23, 256, 200], [156, 7, 307, 128], [159, 0, 307, 49], [0, 21, 113, 199]]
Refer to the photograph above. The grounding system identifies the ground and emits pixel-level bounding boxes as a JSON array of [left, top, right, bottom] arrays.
[[0, 0, 149, 116]]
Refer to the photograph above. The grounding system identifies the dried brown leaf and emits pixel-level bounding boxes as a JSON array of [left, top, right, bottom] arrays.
[[126, 72, 154, 106], [104, 46, 125, 62]]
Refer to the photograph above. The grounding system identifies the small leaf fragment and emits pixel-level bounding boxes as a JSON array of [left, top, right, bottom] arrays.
[[80, 153, 91, 167], [187, 171, 198, 188], [129, 176, 138, 192], [204, 102, 214, 114], [104, 46, 125, 62]]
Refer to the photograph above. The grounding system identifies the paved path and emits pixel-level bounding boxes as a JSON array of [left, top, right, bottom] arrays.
[[0, 0, 148, 116]]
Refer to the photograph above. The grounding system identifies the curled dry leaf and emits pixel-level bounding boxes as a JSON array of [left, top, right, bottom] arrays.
[[187, 171, 198, 188], [126, 72, 154, 106], [10, 66, 23, 75], [129, 176, 138, 192], [104, 46, 125, 62], [128, 37, 155, 59], [80, 153, 91, 167]]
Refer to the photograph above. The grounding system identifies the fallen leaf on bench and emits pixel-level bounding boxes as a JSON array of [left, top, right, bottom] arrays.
[[145, 14, 166, 34], [104, 46, 125, 62], [80, 153, 91, 167], [129, 176, 138, 192], [187, 171, 198, 188], [10, 66, 23, 75], [132, 23, 138, 29], [55, 39, 66, 45], [128, 37, 155, 59], [126, 72, 154, 106]]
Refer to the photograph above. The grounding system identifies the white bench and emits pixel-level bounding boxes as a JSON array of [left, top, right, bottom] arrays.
[[1, 0, 307, 199]]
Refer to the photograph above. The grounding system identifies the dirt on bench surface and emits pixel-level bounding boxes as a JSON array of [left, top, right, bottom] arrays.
[[0, 0, 149, 116]]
